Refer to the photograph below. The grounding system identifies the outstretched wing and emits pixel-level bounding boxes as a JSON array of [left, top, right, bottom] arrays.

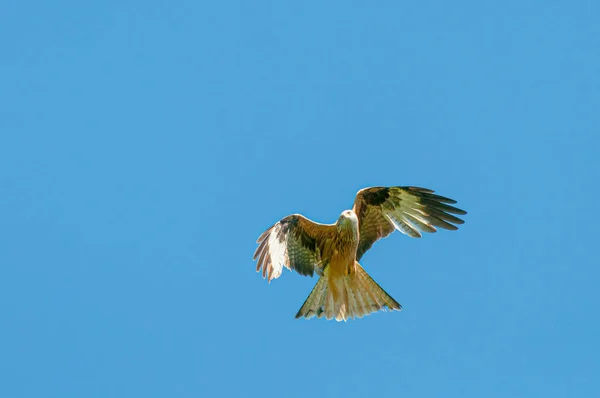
[[352, 186, 467, 261], [253, 214, 336, 282]]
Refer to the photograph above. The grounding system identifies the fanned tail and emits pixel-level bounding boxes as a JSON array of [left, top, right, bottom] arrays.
[[295, 262, 401, 322]]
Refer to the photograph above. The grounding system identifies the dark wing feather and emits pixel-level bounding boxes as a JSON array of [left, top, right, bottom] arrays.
[[352, 186, 466, 261], [253, 214, 335, 282]]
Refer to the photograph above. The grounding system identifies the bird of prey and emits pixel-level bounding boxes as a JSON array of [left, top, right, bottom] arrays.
[[253, 186, 466, 321]]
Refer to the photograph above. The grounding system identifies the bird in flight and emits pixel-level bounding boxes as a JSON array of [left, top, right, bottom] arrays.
[[253, 186, 466, 321]]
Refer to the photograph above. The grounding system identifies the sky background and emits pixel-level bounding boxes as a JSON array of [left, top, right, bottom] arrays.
[[1, 1, 599, 397]]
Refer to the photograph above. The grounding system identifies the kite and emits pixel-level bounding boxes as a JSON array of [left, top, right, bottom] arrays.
[[253, 186, 466, 321]]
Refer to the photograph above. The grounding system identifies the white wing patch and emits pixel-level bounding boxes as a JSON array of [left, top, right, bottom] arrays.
[[265, 223, 288, 281], [382, 193, 440, 238], [384, 211, 422, 238]]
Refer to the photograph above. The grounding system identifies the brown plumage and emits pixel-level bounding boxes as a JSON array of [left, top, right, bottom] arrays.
[[253, 186, 467, 321]]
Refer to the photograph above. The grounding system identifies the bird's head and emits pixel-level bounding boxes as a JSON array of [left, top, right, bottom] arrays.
[[337, 210, 359, 229]]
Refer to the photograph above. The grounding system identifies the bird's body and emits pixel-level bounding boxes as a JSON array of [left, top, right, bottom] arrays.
[[324, 211, 359, 277], [254, 186, 466, 321]]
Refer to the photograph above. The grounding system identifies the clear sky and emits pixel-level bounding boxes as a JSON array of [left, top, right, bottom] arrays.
[[1, 1, 599, 397]]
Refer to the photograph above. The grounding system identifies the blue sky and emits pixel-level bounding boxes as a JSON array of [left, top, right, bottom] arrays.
[[1, 1, 599, 397]]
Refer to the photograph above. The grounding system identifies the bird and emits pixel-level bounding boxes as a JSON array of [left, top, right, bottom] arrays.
[[253, 186, 466, 321]]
